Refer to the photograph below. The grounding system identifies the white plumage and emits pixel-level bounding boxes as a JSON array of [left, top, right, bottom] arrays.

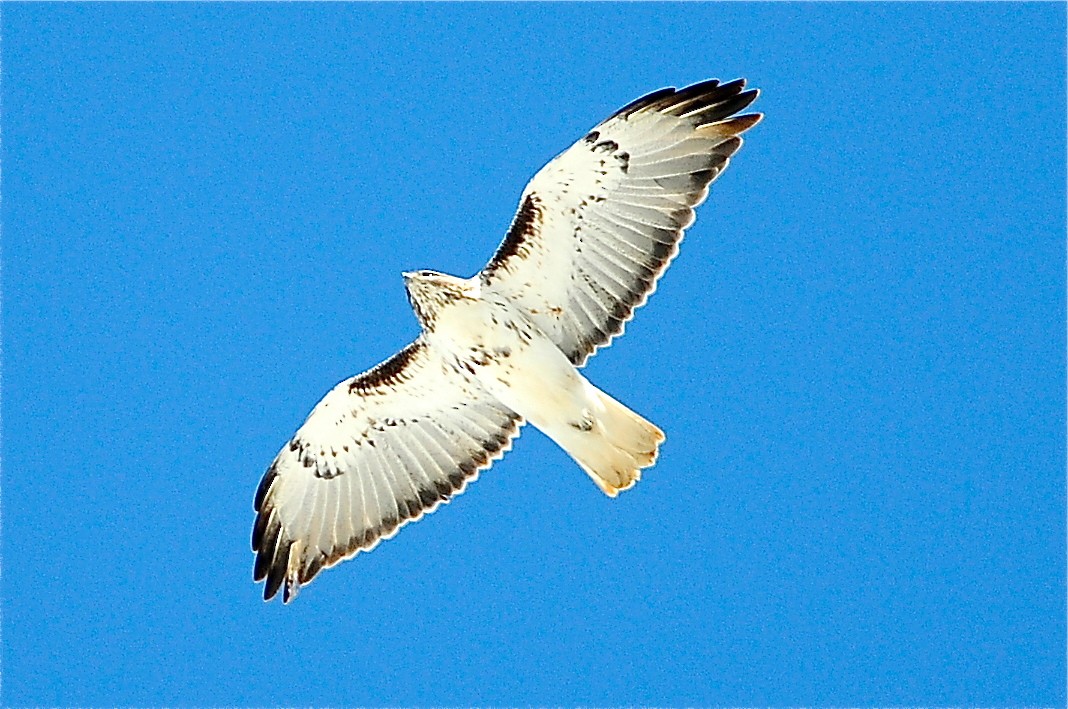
[[253, 79, 761, 602]]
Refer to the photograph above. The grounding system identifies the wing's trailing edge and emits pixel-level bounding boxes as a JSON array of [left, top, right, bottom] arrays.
[[253, 339, 522, 602], [481, 79, 761, 365]]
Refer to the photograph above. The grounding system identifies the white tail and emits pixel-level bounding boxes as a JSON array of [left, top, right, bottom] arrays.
[[555, 387, 665, 497]]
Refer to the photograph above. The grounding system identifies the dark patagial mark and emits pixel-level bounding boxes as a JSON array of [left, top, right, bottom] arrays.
[[350, 340, 424, 394], [484, 194, 544, 276]]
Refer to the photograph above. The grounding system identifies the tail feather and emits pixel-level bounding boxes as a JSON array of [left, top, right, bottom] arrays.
[[565, 388, 665, 497]]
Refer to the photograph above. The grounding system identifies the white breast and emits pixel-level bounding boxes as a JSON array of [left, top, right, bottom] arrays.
[[429, 296, 591, 430]]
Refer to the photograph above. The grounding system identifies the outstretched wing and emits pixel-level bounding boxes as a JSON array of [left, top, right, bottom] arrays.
[[481, 79, 761, 365], [252, 338, 522, 603]]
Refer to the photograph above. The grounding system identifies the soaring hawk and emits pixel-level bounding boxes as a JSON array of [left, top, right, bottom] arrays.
[[253, 79, 762, 602]]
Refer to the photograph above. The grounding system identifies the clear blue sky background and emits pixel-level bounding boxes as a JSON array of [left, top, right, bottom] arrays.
[[2, 3, 1064, 706]]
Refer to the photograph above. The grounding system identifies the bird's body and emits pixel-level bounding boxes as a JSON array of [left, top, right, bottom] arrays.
[[253, 78, 762, 602], [408, 271, 664, 496]]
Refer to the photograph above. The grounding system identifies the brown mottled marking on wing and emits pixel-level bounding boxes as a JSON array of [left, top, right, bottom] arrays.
[[253, 338, 524, 603], [481, 79, 762, 365]]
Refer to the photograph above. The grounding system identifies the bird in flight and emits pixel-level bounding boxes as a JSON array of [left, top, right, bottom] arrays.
[[253, 79, 762, 602]]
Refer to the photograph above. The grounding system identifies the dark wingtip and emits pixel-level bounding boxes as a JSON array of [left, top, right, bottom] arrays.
[[715, 77, 747, 94], [711, 88, 760, 120], [254, 462, 278, 511], [253, 514, 282, 579], [253, 548, 271, 584], [251, 507, 269, 551], [611, 85, 680, 119], [720, 112, 763, 135], [667, 78, 737, 109], [263, 540, 292, 602]]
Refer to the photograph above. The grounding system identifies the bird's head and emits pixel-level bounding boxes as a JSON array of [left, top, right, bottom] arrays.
[[402, 270, 477, 328]]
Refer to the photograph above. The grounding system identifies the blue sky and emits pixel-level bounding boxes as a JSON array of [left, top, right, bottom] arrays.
[[2, 3, 1064, 706]]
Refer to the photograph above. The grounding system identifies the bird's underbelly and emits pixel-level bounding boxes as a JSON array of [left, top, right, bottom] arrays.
[[429, 303, 592, 431], [477, 347, 584, 428]]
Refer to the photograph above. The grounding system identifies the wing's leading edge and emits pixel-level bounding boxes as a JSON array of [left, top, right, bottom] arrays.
[[481, 79, 761, 365], [252, 338, 522, 602]]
